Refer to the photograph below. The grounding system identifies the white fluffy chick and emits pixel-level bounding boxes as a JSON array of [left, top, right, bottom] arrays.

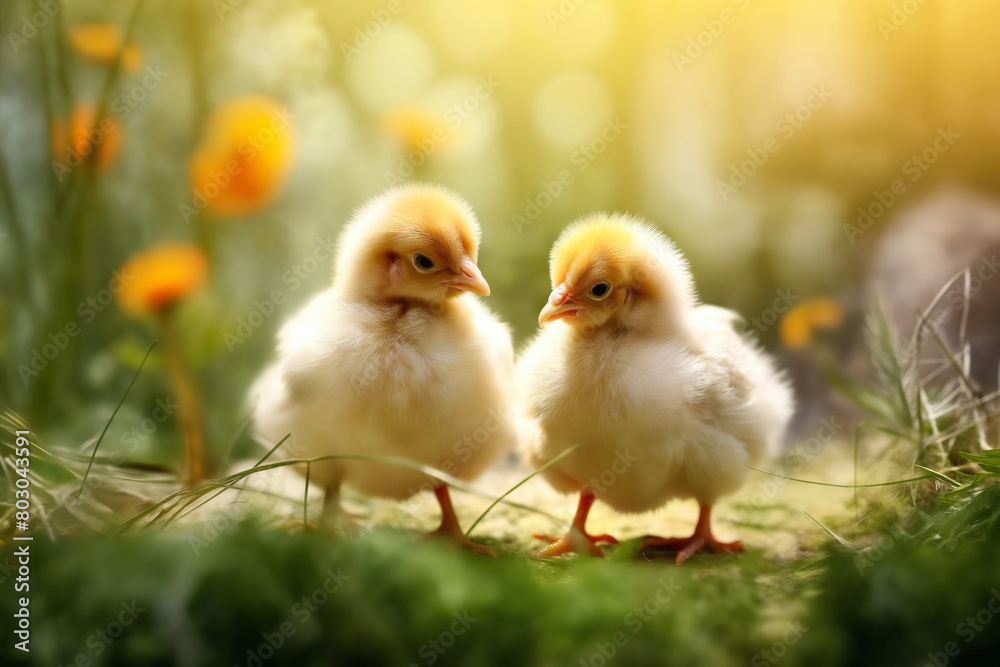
[[517, 214, 794, 563], [252, 184, 516, 555]]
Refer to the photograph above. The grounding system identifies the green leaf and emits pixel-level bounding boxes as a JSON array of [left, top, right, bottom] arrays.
[[940, 484, 976, 504], [914, 464, 961, 488], [959, 452, 1000, 475], [963, 449, 1000, 459]]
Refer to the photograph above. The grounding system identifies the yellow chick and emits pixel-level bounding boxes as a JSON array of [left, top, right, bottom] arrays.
[[252, 184, 516, 556], [517, 214, 793, 563]]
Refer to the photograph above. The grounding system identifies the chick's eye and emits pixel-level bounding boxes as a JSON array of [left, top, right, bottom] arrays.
[[590, 281, 611, 299], [412, 254, 435, 272]]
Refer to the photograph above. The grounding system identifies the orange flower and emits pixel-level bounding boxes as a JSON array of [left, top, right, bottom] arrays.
[[67, 23, 143, 72], [381, 106, 457, 155], [51, 104, 122, 169], [189, 96, 296, 218], [116, 244, 210, 484], [780, 297, 844, 349], [116, 244, 208, 316]]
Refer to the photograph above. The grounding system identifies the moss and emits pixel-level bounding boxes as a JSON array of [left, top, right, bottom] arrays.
[[6, 481, 1000, 667], [3, 525, 768, 667], [3, 496, 998, 667]]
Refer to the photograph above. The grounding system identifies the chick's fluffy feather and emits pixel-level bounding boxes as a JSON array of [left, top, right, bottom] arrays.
[[518, 214, 793, 512], [252, 185, 515, 499]]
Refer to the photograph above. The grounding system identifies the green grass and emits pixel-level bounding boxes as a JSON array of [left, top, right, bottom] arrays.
[[2, 488, 1000, 667]]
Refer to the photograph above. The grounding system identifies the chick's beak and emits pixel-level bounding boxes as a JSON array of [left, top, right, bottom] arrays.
[[444, 257, 490, 296], [538, 283, 581, 325]]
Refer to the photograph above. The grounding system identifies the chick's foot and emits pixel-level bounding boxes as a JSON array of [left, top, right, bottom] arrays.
[[421, 484, 497, 558], [530, 528, 618, 558], [529, 490, 618, 558], [639, 504, 743, 564]]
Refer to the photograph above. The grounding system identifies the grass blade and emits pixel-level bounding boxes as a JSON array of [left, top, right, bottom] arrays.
[[77, 340, 157, 497], [218, 410, 254, 471], [462, 444, 580, 544], [163, 434, 292, 525], [747, 465, 929, 488], [914, 464, 961, 488], [303, 462, 311, 528], [255, 433, 291, 467], [803, 509, 851, 548], [116, 452, 565, 534], [853, 424, 861, 520]]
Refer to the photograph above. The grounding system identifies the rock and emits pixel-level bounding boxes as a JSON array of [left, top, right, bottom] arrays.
[[868, 186, 1000, 391]]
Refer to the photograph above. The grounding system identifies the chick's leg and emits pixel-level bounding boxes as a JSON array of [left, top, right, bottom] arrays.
[[297, 483, 360, 536], [640, 504, 743, 564], [289, 484, 338, 534], [530, 490, 618, 558], [423, 484, 496, 558]]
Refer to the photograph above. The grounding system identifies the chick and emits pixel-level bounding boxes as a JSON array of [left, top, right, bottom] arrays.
[[252, 184, 516, 556], [517, 214, 793, 563]]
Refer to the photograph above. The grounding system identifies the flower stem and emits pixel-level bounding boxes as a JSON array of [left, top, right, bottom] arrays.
[[156, 309, 207, 484]]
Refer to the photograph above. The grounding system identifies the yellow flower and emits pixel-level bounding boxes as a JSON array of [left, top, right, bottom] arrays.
[[189, 96, 296, 218], [67, 23, 143, 72], [381, 105, 457, 155], [51, 104, 123, 169], [780, 297, 844, 350], [116, 244, 208, 316]]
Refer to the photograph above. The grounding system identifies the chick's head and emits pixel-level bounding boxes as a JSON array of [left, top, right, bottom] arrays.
[[539, 213, 695, 331], [334, 184, 490, 304]]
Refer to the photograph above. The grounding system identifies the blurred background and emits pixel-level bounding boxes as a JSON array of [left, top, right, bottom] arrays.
[[3, 0, 1000, 469]]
